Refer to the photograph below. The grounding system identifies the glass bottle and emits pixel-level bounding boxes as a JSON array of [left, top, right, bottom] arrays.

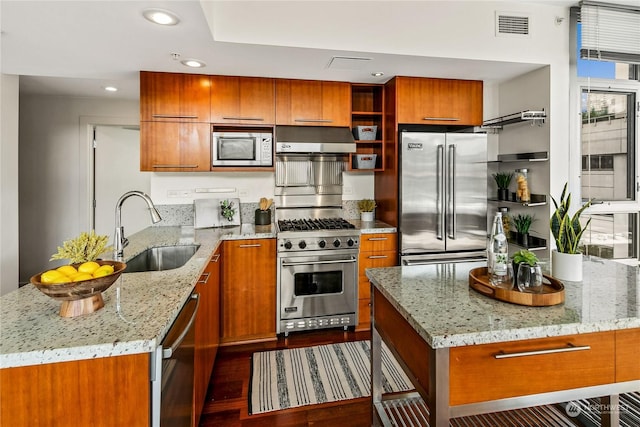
[[488, 212, 513, 289], [515, 168, 530, 203]]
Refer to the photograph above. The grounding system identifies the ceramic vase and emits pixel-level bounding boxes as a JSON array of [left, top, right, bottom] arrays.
[[551, 250, 583, 281], [361, 211, 374, 222]]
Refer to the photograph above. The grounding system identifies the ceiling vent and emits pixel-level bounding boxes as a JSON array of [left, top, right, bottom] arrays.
[[495, 11, 530, 37], [327, 56, 373, 70]]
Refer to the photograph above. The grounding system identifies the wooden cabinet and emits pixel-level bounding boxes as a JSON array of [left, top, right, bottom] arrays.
[[357, 232, 397, 331], [210, 76, 275, 125], [350, 84, 385, 171], [140, 71, 211, 122], [275, 79, 351, 127], [395, 76, 483, 126], [0, 354, 150, 427], [221, 238, 277, 344], [193, 247, 221, 426], [140, 122, 211, 172]]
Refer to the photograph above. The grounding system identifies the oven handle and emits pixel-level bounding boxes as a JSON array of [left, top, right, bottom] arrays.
[[281, 256, 357, 267]]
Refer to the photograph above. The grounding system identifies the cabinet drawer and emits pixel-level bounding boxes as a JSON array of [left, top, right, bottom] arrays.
[[449, 331, 616, 405], [360, 233, 397, 252], [616, 328, 640, 382]]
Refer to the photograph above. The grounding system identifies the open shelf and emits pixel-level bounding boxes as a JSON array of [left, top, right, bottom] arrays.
[[489, 193, 547, 207], [488, 151, 549, 163], [482, 109, 546, 129], [508, 233, 547, 251], [349, 84, 385, 172]]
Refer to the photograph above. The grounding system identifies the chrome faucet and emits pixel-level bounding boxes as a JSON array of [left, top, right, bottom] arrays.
[[114, 191, 162, 259]]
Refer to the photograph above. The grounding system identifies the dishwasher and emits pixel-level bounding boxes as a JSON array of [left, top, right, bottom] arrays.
[[151, 293, 199, 427]]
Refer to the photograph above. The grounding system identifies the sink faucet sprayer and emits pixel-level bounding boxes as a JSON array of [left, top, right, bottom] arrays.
[[114, 191, 162, 259]]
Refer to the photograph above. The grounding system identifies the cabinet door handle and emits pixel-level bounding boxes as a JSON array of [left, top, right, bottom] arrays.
[[210, 254, 221, 263], [152, 114, 199, 119], [198, 272, 210, 284], [367, 237, 388, 241], [368, 255, 389, 259], [222, 116, 264, 121], [422, 117, 460, 121], [294, 118, 333, 123], [239, 244, 262, 248], [494, 343, 591, 359], [152, 164, 199, 169]]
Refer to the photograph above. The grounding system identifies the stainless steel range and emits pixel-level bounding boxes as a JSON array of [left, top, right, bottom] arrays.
[[274, 125, 359, 336], [276, 216, 360, 336]]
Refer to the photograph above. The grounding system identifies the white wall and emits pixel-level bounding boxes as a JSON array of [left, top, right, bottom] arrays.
[[1, 74, 20, 295], [18, 95, 138, 282]]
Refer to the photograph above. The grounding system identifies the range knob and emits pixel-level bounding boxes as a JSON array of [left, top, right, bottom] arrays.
[[318, 240, 327, 248], [333, 239, 341, 248], [347, 238, 355, 247], [284, 241, 293, 250], [298, 240, 307, 249]]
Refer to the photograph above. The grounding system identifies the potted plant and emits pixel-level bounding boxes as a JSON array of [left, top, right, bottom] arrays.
[[220, 199, 236, 222], [512, 249, 543, 293], [492, 172, 513, 201], [550, 183, 593, 281], [511, 213, 534, 246], [358, 199, 376, 222]]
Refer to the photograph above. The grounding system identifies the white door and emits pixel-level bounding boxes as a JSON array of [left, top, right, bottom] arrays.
[[94, 125, 151, 246]]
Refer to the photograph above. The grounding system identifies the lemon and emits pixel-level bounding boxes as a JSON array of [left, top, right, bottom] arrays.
[[56, 265, 77, 277], [71, 272, 93, 282], [51, 275, 71, 284], [40, 270, 65, 284], [78, 261, 100, 274], [93, 265, 114, 278]]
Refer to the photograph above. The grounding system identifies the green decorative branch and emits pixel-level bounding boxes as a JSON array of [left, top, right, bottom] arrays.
[[50, 231, 112, 263]]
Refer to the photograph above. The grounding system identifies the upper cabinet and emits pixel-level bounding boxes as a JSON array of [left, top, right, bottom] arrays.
[[275, 79, 351, 127], [140, 71, 211, 122], [210, 76, 275, 125], [140, 122, 211, 172], [395, 77, 483, 126]]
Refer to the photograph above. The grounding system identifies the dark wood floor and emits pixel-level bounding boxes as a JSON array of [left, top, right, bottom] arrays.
[[198, 328, 373, 427]]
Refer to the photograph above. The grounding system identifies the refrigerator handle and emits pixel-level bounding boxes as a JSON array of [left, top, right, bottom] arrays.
[[448, 144, 456, 240], [437, 144, 445, 241]]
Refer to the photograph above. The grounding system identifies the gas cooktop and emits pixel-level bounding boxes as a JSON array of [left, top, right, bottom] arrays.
[[277, 218, 356, 232]]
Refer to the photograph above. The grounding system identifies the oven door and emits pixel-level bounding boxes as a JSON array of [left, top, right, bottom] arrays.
[[279, 252, 357, 320]]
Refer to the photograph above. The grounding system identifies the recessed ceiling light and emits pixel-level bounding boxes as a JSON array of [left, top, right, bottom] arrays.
[[181, 59, 206, 68], [371, 72, 385, 77], [103, 86, 118, 92], [142, 8, 180, 26]]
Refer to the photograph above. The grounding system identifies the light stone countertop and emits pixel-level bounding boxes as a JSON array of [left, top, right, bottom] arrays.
[[366, 258, 640, 349], [0, 224, 276, 369], [349, 219, 397, 234]]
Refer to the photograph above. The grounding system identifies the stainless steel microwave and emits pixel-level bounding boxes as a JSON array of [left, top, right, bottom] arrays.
[[212, 131, 273, 167]]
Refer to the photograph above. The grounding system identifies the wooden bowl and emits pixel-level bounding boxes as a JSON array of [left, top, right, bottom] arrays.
[[30, 261, 126, 317]]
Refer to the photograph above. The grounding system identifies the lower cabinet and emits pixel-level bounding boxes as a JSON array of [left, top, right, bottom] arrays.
[[221, 238, 277, 344], [193, 246, 221, 426], [357, 232, 397, 331], [0, 354, 150, 427]]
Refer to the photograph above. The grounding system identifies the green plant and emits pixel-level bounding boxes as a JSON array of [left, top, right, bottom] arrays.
[[357, 199, 377, 212], [50, 231, 112, 263], [492, 172, 514, 190], [220, 199, 236, 222], [550, 183, 593, 254], [512, 213, 534, 234], [512, 250, 539, 266]]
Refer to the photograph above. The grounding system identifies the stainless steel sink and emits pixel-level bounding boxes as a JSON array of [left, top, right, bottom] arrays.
[[125, 244, 200, 273]]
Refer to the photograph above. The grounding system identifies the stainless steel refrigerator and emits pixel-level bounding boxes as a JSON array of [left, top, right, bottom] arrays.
[[399, 130, 488, 265]]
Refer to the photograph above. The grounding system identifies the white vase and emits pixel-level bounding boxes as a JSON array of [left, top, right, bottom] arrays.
[[360, 211, 374, 222], [551, 250, 583, 281]]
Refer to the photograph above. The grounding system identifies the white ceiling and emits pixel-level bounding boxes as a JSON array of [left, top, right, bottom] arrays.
[[1, 1, 582, 100]]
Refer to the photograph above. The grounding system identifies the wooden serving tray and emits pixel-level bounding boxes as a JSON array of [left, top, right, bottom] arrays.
[[468, 267, 564, 307]]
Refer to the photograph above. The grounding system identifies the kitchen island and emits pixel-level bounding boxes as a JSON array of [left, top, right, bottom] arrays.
[[366, 259, 640, 427], [0, 224, 275, 427]]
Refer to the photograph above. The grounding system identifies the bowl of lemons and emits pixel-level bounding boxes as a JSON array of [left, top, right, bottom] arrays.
[[30, 260, 126, 317]]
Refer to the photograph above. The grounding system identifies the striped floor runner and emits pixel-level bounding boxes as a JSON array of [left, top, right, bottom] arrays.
[[249, 340, 413, 415]]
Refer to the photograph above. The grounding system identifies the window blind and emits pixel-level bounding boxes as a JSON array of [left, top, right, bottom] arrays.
[[580, 1, 640, 64]]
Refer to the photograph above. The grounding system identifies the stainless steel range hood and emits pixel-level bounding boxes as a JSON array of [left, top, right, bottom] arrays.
[[275, 126, 356, 154]]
